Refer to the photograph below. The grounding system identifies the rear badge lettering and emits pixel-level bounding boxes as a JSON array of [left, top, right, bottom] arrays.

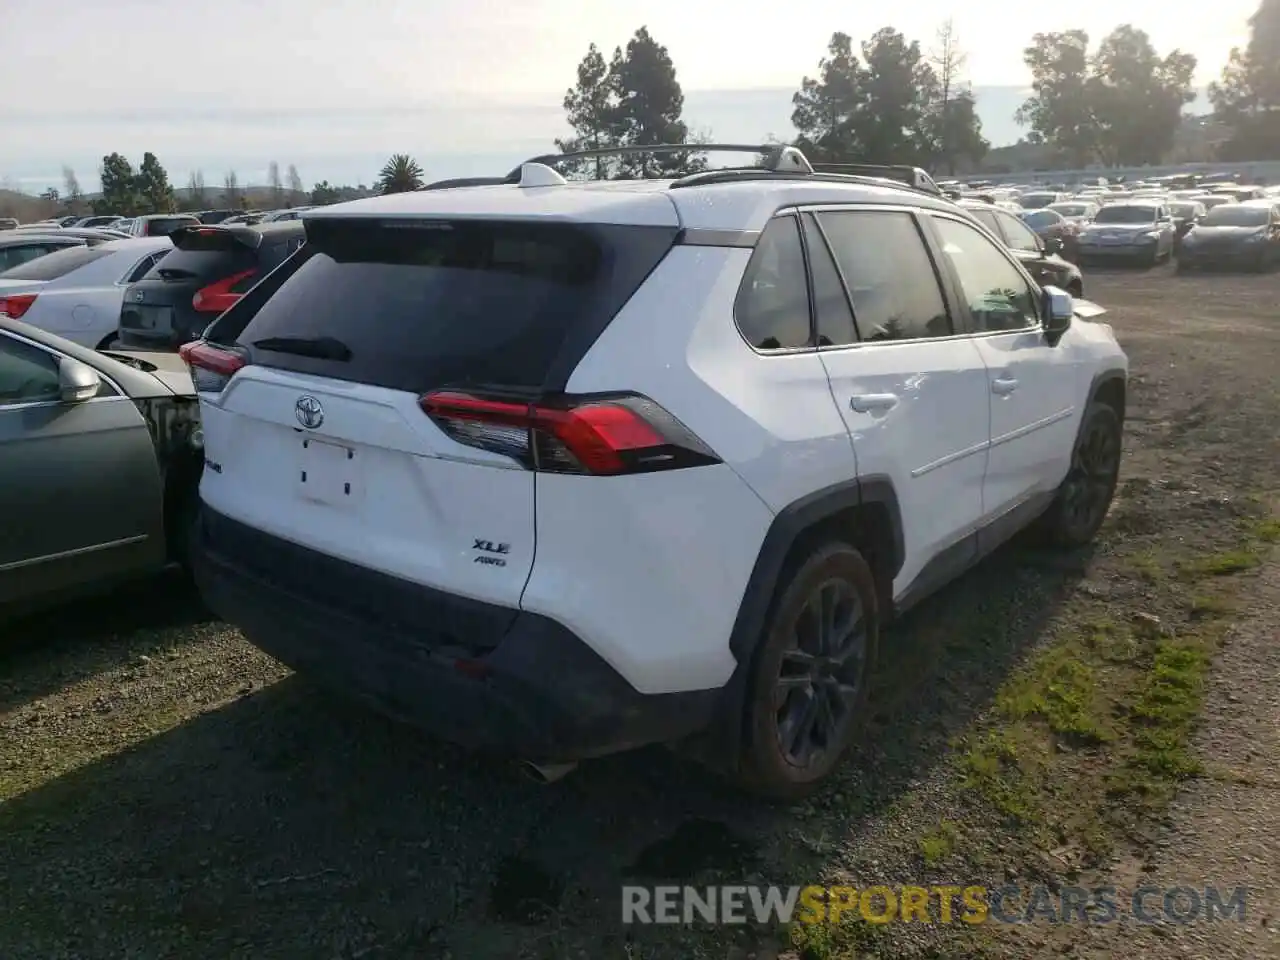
[[472, 538, 510, 568]]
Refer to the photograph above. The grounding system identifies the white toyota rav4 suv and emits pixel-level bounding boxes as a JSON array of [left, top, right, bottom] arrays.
[[181, 146, 1127, 798]]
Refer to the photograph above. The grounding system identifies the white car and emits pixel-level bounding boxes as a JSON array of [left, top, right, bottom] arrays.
[[0, 237, 173, 348], [180, 146, 1128, 797]]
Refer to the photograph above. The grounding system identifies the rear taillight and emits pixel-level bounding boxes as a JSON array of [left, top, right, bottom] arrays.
[[179, 340, 248, 394], [419, 391, 721, 476], [0, 293, 37, 319], [192, 268, 258, 314]]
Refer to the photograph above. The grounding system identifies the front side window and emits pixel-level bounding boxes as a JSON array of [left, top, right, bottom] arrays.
[[932, 216, 1040, 334], [0, 334, 60, 406], [734, 216, 812, 351], [816, 210, 952, 343]]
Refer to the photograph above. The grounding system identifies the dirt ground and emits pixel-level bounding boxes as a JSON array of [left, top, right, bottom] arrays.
[[1, 263, 1277, 960]]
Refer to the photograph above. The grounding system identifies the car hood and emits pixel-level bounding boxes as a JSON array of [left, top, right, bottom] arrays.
[[98, 349, 194, 397], [1185, 225, 1265, 242]]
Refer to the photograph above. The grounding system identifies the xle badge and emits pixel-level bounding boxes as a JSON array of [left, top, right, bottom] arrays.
[[472, 538, 510, 567]]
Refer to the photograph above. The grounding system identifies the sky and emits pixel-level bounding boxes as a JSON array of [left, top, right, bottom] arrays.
[[0, 0, 1257, 194]]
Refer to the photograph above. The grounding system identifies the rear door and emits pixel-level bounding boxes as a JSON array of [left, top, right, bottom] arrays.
[[807, 206, 992, 604], [197, 216, 676, 616]]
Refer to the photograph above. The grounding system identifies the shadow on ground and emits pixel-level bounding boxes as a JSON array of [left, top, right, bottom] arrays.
[[0, 570, 216, 714], [0, 536, 1087, 959]]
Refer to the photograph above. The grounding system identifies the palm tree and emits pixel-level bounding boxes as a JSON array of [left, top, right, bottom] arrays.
[[377, 154, 425, 194]]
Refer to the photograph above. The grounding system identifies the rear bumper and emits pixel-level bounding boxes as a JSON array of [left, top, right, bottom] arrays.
[[193, 508, 719, 761]]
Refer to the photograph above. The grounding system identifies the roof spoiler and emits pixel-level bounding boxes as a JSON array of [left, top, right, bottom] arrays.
[[168, 225, 263, 251]]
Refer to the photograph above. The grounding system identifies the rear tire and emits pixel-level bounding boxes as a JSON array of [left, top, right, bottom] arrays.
[[1037, 402, 1123, 548], [735, 542, 879, 800]]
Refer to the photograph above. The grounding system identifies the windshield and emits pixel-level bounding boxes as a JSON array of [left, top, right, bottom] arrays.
[[1201, 206, 1271, 227], [1170, 203, 1202, 218], [1021, 210, 1061, 229], [0, 245, 112, 280], [1049, 204, 1090, 217], [1019, 193, 1056, 209], [1093, 206, 1157, 225]]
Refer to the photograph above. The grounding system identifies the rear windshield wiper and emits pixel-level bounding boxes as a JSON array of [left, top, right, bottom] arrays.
[[251, 335, 353, 361]]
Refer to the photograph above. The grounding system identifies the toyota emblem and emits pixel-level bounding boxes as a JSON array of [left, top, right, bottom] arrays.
[[295, 395, 324, 429]]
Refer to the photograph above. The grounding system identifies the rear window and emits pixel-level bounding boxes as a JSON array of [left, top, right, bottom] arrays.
[[234, 218, 675, 394], [147, 240, 257, 282], [0, 245, 112, 281], [144, 217, 200, 236]]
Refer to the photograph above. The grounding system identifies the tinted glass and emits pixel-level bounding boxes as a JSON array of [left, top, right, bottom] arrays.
[[817, 210, 951, 342], [1049, 204, 1090, 217], [933, 216, 1039, 334], [144, 217, 201, 236], [1093, 205, 1157, 224], [999, 212, 1043, 252], [1022, 210, 1062, 229], [1019, 193, 1056, 209], [801, 214, 856, 347], [148, 243, 256, 282], [735, 216, 812, 351], [1169, 203, 1202, 218], [1200, 205, 1270, 227], [239, 218, 669, 392], [0, 245, 111, 280], [0, 334, 60, 405]]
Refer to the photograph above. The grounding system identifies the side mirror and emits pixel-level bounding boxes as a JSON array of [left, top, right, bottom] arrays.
[[1044, 236, 1064, 255], [1042, 285, 1073, 345], [58, 357, 101, 403]]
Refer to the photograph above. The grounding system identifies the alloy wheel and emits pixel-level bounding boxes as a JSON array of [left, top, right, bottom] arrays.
[[773, 578, 868, 769]]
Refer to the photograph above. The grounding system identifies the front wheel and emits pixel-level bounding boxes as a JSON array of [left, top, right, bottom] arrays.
[[736, 542, 879, 800], [1037, 402, 1123, 547]]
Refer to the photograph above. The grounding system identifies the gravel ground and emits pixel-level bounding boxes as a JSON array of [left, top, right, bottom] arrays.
[[0, 263, 1277, 960]]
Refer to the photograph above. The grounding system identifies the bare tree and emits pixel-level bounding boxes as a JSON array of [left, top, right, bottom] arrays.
[[223, 170, 241, 208], [286, 164, 304, 204], [61, 166, 83, 212], [267, 160, 284, 208], [188, 170, 208, 207], [929, 18, 969, 175]]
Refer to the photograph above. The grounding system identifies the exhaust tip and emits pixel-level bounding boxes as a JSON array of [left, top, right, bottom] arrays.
[[518, 760, 578, 785]]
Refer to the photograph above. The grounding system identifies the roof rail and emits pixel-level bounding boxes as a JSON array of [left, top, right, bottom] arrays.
[[810, 163, 942, 195], [669, 169, 944, 199], [504, 143, 815, 182], [420, 176, 507, 191]]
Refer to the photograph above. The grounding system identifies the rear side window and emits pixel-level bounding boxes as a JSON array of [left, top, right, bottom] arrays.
[[734, 216, 812, 351], [816, 211, 952, 342], [0, 244, 109, 280], [236, 218, 675, 393]]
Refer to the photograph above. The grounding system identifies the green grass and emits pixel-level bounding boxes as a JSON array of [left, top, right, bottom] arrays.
[[994, 643, 1114, 745], [1252, 518, 1280, 543], [916, 820, 961, 866], [958, 730, 1040, 823], [1178, 548, 1263, 579]]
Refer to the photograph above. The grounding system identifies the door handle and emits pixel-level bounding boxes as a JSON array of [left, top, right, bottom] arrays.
[[992, 377, 1019, 395], [849, 393, 899, 413]]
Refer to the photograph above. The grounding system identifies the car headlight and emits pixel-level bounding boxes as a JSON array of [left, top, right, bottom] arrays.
[[1142, 231, 1161, 240], [1245, 230, 1266, 243]]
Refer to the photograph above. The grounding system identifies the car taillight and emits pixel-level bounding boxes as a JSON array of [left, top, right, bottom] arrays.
[[192, 268, 258, 314], [419, 390, 721, 476], [0, 293, 37, 319], [179, 340, 248, 394]]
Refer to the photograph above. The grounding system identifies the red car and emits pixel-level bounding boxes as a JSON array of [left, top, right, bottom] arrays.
[[1020, 208, 1080, 261]]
